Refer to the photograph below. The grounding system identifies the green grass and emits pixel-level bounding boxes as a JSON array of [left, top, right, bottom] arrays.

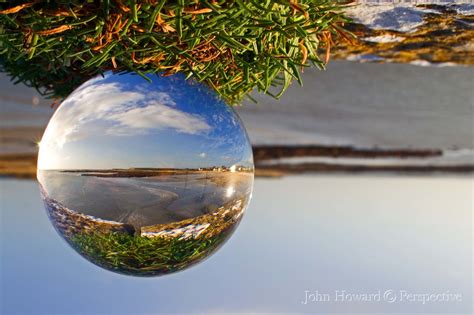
[[0, 1, 350, 104], [68, 230, 230, 276]]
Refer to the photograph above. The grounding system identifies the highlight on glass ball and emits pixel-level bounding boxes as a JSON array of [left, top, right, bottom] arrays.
[[37, 72, 254, 276]]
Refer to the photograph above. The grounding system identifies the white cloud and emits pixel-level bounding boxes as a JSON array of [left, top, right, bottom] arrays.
[[107, 101, 211, 136], [38, 78, 211, 169], [41, 81, 145, 149], [43, 80, 210, 146]]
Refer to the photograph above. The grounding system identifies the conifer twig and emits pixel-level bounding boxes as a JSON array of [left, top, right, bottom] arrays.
[[0, 0, 352, 105]]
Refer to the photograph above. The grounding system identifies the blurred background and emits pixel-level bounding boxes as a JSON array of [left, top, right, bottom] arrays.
[[1, 59, 472, 314], [1, 2, 473, 314]]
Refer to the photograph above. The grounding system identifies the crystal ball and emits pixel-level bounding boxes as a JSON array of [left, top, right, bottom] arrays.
[[37, 73, 254, 276]]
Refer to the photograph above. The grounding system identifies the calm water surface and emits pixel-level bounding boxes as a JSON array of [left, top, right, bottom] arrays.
[[38, 170, 253, 226], [1, 175, 472, 314]]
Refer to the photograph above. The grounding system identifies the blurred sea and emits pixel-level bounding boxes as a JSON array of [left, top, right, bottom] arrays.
[[1, 61, 473, 166]]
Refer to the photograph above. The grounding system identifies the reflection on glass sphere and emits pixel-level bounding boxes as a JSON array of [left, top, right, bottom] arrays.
[[37, 72, 254, 276]]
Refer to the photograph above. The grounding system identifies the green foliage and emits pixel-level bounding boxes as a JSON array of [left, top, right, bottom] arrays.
[[70, 230, 228, 276], [0, 1, 350, 104]]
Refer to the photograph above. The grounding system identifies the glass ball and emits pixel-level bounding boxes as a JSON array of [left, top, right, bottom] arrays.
[[37, 72, 254, 276]]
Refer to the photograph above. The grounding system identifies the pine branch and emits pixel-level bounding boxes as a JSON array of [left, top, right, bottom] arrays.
[[0, 0, 352, 105]]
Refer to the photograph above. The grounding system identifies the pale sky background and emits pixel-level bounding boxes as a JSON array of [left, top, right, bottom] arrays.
[[37, 73, 253, 170], [1, 176, 471, 314]]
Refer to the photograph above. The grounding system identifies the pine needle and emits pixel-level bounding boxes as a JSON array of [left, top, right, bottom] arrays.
[[0, 0, 352, 105]]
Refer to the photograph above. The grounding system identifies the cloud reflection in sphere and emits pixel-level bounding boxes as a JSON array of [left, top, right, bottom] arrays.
[[37, 72, 254, 276]]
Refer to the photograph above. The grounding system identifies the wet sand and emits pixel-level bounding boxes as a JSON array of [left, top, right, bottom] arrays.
[[38, 170, 253, 227]]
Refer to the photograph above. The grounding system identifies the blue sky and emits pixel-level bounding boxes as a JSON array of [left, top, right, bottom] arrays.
[[38, 72, 253, 170]]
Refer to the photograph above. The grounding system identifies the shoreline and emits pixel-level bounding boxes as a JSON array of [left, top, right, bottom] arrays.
[[3, 144, 473, 179]]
